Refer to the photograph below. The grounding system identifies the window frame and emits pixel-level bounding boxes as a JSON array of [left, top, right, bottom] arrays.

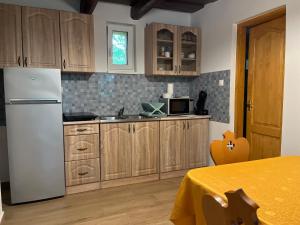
[[107, 23, 135, 72]]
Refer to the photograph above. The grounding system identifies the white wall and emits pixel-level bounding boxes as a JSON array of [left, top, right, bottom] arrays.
[[93, 2, 191, 73], [191, 0, 300, 156]]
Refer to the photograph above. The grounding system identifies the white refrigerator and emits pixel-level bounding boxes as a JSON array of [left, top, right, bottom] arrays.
[[4, 68, 65, 204]]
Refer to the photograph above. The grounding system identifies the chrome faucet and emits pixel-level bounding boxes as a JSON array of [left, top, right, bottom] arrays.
[[118, 107, 125, 118]]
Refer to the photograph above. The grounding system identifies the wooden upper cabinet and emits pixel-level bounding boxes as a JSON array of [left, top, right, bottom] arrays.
[[145, 22, 200, 76], [132, 122, 159, 177], [177, 26, 201, 76], [0, 3, 22, 68], [100, 123, 132, 181], [22, 7, 61, 68], [60, 11, 95, 73], [186, 119, 209, 169], [145, 23, 178, 76], [160, 120, 186, 173]]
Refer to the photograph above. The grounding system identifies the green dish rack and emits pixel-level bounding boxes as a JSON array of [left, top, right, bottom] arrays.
[[140, 102, 166, 118]]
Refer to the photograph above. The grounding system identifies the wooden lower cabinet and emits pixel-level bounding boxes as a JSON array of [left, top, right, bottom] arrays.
[[160, 119, 209, 175], [100, 123, 132, 181], [65, 158, 100, 186], [100, 121, 159, 181], [160, 120, 186, 172], [132, 122, 159, 176], [186, 119, 209, 169]]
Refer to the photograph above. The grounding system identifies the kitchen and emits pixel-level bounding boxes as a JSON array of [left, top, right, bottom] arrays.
[[0, 0, 228, 224]]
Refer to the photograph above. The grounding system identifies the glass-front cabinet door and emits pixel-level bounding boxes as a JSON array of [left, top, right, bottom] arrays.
[[177, 27, 200, 76], [149, 23, 178, 75]]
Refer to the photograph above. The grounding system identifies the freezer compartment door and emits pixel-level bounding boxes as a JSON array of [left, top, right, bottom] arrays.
[[6, 103, 65, 203], [4, 68, 62, 103]]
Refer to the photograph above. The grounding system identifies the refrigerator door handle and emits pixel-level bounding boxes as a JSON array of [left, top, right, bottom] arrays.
[[7, 99, 61, 104]]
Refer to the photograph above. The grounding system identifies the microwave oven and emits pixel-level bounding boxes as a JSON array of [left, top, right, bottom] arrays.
[[160, 97, 193, 115]]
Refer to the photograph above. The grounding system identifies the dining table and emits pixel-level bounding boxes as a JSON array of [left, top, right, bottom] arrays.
[[170, 156, 300, 225]]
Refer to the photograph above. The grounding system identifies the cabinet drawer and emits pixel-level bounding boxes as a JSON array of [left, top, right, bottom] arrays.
[[65, 158, 100, 186], [64, 124, 99, 136], [64, 134, 99, 161]]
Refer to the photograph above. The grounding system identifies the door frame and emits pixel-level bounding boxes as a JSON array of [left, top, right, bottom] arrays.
[[234, 5, 286, 137]]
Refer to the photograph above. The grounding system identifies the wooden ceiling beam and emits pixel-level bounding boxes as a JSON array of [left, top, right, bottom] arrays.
[[130, 0, 165, 20], [155, 1, 204, 13], [80, 0, 98, 14]]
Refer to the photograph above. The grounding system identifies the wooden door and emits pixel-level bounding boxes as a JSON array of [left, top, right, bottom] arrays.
[[132, 122, 159, 176], [22, 6, 61, 68], [186, 119, 209, 169], [0, 3, 22, 68], [246, 16, 286, 160], [177, 26, 200, 76], [146, 23, 178, 75], [100, 123, 132, 181], [60, 11, 95, 72], [160, 120, 186, 172]]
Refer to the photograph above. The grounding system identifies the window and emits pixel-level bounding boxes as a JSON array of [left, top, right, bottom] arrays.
[[107, 23, 135, 72]]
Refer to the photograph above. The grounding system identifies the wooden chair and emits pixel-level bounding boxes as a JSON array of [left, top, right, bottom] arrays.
[[203, 189, 260, 225], [210, 131, 250, 165]]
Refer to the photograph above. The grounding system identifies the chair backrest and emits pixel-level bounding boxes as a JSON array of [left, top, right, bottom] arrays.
[[210, 131, 250, 165], [202, 189, 260, 225]]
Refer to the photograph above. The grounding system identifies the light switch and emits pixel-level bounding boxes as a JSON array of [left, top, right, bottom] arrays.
[[219, 79, 224, 86]]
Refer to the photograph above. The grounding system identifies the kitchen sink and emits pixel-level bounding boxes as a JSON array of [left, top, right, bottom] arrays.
[[100, 115, 146, 122]]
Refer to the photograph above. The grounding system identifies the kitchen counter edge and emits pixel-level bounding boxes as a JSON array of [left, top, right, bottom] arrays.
[[63, 115, 211, 125]]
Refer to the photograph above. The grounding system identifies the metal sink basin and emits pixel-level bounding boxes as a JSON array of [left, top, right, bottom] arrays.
[[100, 115, 145, 122]]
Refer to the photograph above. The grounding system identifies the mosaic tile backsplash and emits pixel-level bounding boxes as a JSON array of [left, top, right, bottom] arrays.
[[62, 70, 230, 123], [0, 70, 230, 124], [190, 70, 230, 123]]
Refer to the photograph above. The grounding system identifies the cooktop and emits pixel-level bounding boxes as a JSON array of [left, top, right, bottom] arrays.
[[63, 112, 98, 122]]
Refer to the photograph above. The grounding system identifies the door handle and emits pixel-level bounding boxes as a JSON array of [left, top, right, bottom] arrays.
[[24, 57, 28, 67], [77, 128, 87, 132], [247, 100, 253, 111], [18, 56, 21, 66], [78, 172, 88, 176], [77, 148, 88, 151]]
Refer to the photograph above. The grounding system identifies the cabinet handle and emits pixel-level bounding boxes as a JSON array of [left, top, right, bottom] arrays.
[[183, 122, 186, 130], [133, 124, 135, 133], [78, 172, 88, 176], [63, 59, 66, 69], [187, 121, 190, 129], [24, 57, 28, 67], [77, 128, 87, 132], [18, 56, 21, 66], [128, 124, 131, 133], [77, 148, 88, 151], [179, 65, 181, 74]]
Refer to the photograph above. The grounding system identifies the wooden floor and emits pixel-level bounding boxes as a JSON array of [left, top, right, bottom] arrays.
[[1, 177, 182, 225]]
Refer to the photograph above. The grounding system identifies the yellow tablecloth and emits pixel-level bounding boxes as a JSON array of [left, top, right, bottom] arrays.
[[170, 156, 300, 225]]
